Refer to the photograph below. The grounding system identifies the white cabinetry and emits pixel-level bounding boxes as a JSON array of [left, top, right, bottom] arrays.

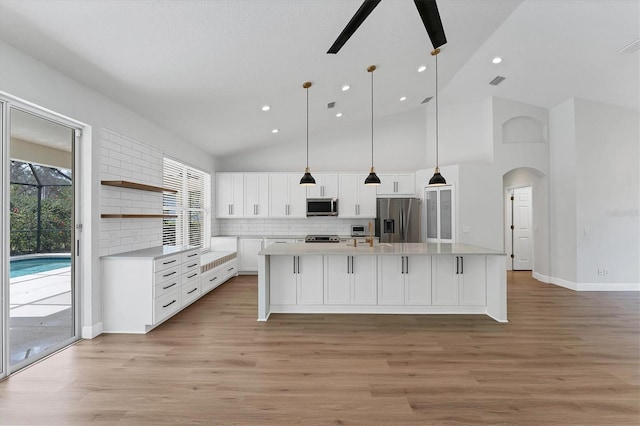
[[338, 174, 377, 218], [201, 259, 237, 293], [433, 255, 485, 305], [324, 255, 377, 305], [377, 173, 415, 196], [378, 255, 431, 305], [270, 255, 324, 305], [238, 238, 264, 273], [425, 186, 455, 242], [306, 173, 339, 199], [244, 173, 269, 217], [268, 173, 307, 218], [102, 247, 201, 333], [216, 173, 244, 218]]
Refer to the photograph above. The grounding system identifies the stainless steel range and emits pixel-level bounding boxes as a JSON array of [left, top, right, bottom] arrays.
[[304, 235, 340, 243]]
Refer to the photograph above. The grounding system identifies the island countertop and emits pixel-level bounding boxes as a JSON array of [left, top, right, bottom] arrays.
[[259, 242, 505, 256]]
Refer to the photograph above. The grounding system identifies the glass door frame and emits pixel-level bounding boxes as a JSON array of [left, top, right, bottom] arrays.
[[1, 93, 86, 378]]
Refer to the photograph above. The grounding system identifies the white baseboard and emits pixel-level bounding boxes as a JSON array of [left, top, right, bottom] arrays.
[[577, 282, 640, 291], [81, 322, 103, 339], [532, 273, 639, 291]]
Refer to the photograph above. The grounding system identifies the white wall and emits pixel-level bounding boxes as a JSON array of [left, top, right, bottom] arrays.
[[574, 98, 639, 287], [216, 108, 428, 172], [0, 40, 216, 337], [549, 98, 577, 284]]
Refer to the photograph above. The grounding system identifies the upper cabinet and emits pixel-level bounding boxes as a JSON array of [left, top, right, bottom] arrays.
[[376, 173, 415, 197], [425, 185, 455, 243], [306, 173, 339, 199], [244, 173, 269, 217], [216, 173, 244, 218], [338, 174, 376, 218], [269, 173, 307, 218]]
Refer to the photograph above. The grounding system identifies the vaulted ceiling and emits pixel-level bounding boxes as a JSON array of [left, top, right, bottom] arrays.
[[0, 0, 637, 157]]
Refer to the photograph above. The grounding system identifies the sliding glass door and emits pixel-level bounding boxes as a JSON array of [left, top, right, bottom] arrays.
[[1, 101, 80, 376]]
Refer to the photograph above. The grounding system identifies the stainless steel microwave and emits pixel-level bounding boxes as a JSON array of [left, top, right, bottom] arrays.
[[306, 198, 338, 217]]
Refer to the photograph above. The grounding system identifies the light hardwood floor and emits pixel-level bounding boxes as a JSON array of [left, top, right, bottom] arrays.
[[1, 272, 638, 425]]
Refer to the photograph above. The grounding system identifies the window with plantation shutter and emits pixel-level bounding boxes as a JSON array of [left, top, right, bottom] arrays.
[[163, 158, 210, 249]]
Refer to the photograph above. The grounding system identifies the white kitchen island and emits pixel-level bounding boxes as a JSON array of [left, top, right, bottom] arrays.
[[258, 242, 507, 322]]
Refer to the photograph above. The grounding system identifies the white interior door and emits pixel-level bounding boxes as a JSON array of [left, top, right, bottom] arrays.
[[512, 187, 533, 270]]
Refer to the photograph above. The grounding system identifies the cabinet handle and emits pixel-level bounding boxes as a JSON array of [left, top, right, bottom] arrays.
[[187, 253, 198, 258], [297, 256, 300, 274], [209, 277, 218, 282], [293, 256, 296, 274], [405, 257, 409, 274], [162, 282, 177, 290], [227, 267, 234, 272], [187, 287, 198, 294], [455, 256, 459, 274], [187, 273, 197, 279], [228, 204, 232, 215], [163, 271, 177, 278], [351, 256, 354, 274], [163, 259, 177, 265], [188, 263, 198, 268], [461, 257, 464, 274], [401, 256, 404, 274], [347, 256, 350, 274], [394, 181, 398, 193], [162, 300, 176, 308]]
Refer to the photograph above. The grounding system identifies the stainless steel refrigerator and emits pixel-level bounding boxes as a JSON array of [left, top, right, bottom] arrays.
[[375, 198, 422, 243]]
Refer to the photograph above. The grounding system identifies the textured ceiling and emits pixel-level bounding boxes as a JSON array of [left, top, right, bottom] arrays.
[[0, 0, 638, 158]]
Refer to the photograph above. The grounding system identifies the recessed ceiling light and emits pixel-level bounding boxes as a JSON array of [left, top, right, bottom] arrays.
[[417, 65, 427, 72], [262, 105, 271, 111], [492, 57, 503, 64], [400, 96, 407, 101], [336, 113, 343, 117], [271, 128, 279, 133], [341, 85, 350, 91]]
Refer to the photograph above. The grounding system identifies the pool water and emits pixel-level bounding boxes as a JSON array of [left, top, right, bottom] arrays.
[[10, 258, 71, 279]]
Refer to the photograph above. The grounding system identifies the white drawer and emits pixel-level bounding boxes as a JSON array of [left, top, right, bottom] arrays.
[[181, 250, 200, 263], [154, 254, 181, 272], [154, 276, 180, 298], [155, 265, 181, 285], [153, 289, 181, 324], [202, 269, 222, 293], [182, 259, 200, 274], [181, 269, 200, 285], [181, 280, 201, 305], [220, 260, 238, 279]]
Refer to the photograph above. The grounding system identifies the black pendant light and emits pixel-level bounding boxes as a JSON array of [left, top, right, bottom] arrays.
[[428, 48, 447, 186], [364, 65, 381, 186], [300, 81, 316, 186]]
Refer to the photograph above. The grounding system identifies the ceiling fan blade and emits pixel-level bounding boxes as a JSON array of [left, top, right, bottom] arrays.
[[327, 0, 382, 54], [414, 0, 447, 49]]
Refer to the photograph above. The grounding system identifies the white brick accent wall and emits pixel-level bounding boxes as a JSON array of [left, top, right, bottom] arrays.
[[99, 128, 164, 256]]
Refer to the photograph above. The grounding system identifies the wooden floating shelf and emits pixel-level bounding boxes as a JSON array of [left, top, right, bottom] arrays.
[[101, 180, 177, 193], [101, 214, 178, 219]]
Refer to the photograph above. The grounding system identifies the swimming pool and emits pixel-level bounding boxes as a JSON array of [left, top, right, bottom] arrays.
[[10, 257, 71, 279]]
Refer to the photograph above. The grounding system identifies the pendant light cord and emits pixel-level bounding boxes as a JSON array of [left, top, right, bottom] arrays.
[[371, 67, 374, 168], [435, 52, 439, 168], [306, 85, 309, 169]]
